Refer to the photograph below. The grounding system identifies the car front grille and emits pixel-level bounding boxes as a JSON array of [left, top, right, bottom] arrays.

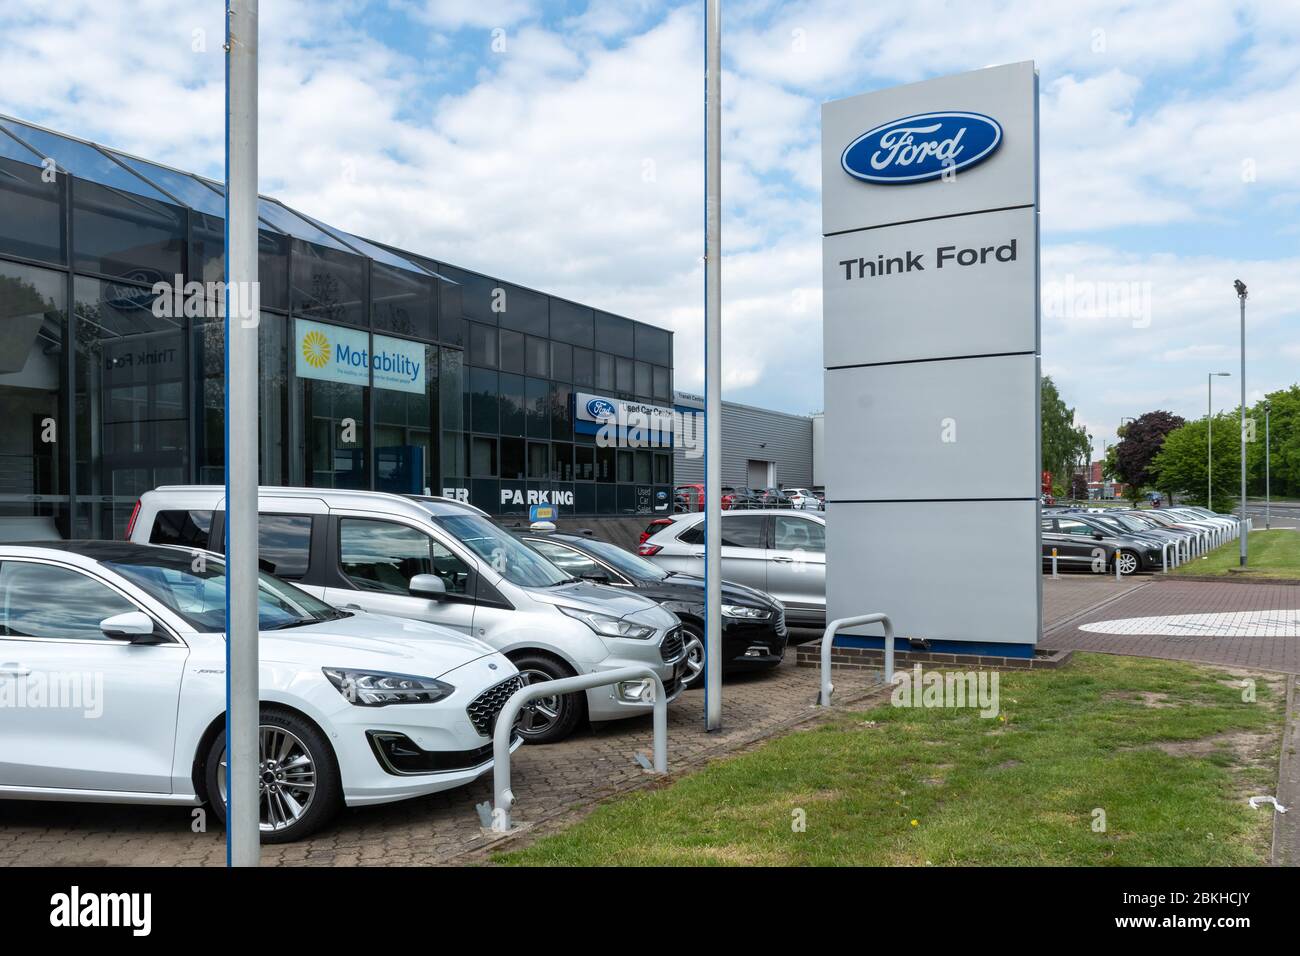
[[774, 607, 787, 636], [660, 626, 685, 662], [465, 674, 525, 737]]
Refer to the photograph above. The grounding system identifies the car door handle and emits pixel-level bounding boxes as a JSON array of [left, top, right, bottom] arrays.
[[772, 556, 794, 563], [0, 663, 31, 677]]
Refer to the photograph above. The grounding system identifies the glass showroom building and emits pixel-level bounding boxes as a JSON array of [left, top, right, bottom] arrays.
[[0, 116, 676, 541]]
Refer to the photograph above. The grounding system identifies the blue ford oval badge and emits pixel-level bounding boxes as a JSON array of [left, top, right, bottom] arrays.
[[841, 111, 1002, 184], [586, 398, 617, 420]]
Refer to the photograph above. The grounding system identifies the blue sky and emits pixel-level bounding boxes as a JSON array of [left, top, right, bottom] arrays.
[[2, 0, 1297, 459]]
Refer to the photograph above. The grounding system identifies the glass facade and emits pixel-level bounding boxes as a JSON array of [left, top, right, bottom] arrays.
[[0, 115, 674, 541]]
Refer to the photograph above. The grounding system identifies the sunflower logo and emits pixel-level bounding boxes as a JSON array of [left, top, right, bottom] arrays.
[[301, 330, 331, 369]]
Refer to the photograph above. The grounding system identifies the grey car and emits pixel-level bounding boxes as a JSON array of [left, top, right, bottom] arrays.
[[638, 509, 826, 626]]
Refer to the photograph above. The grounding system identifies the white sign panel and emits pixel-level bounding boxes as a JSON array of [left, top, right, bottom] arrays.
[[295, 318, 426, 394], [821, 62, 1041, 650], [825, 353, 1040, 501], [823, 206, 1038, 366], [822, 61, 1038, 234]]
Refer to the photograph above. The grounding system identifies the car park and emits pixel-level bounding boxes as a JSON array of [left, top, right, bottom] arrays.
[[517, 530, 788, 686], [0, 541, 523, 843], [638, 509, 826, 625], [1040, 513, 1165, 575], [130, 487, 689, 743], [782, 487, 822, 511]]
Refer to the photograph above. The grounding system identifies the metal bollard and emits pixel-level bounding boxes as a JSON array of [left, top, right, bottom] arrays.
[[1051, 548, 1059, 579], [491, 666, 668, 833], [820, 613, 894, 707]]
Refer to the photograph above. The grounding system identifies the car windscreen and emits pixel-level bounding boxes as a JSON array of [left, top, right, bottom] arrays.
[[433, 514, 571, 588], [105, 552, 345, 632], [577, 538, 669, 582]]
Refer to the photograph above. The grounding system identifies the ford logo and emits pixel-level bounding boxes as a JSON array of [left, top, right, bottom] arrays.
[[841, 111, 1002, 185], [586, 398, 617, 420]]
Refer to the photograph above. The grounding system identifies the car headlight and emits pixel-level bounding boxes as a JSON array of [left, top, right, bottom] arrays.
[[557, 605, 656, 640], [722, 604, 772, 620], [323, 668, 454, 706]]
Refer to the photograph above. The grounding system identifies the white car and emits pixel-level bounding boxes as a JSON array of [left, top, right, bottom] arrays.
[[783, 488, 822, 511], [0, 541, 523, 842], [129, 487, 689, 743]]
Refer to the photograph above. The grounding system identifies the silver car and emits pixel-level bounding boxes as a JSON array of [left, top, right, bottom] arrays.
[[129, 487, 689, 743], [638, 509, 826, 626]]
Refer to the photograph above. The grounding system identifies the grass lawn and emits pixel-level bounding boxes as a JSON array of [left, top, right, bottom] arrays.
[[1172, 529, 1300, 580], [497, 654, 1284, 866]]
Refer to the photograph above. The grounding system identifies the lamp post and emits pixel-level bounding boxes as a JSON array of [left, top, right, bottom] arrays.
[[1235, 279, 1248, 567], [1207, 372, 1230, 510], [703, 0, 722, 730]]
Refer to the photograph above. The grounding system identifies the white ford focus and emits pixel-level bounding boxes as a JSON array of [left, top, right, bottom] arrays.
[[0, 542, 523, 842]]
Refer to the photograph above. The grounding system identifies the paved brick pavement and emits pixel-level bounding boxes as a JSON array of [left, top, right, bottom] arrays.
[[1044, 578, 1300, 673], [0, 572, 1194, 867]]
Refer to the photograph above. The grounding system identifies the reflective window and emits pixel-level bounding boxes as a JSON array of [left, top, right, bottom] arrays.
[[774, 515, 825, 553], [496, 283, 547, 335], [527, 538, 603, 578], [550, 299, 593, 347], [635, 323, 673, 365], [112, 155, 226, 216], [149, 510, 213, 550], [499, 372, 524, 436], [526, 441, 548, 479], [439, 349, 464, 432], [1, 121, 172, 201], [468, 322, 497, 368], [595, 311, 635, 357], [470, 436, 497, 476], [258, 198, 355, 251], [254, 514, 313, 578], [372, 262, 434, 340], [435, 264, 498, 324], [0, 261, 68, 539], [722, 514, 767, 548], [526, 377, 549, 438], [498, 328, 524, 373], [291, 239, 366, 327], [573, 347, 593, 387], [470, 367, 499, 433], [0, 133, 65, 264], [74, 276, 187, 539], [634, 361, 652, 398], [501, 436, 525, 480], [296, 319, 368, 489], [0, 561, 137, 642], [550, 382, 572, 440], [339, 518, 470, 595], [595, 352, 614, 390], [375, 343, 438, 494], [616, 356, 634, 394], [551, 341, 572, 381], [652, 365, 670, 401]]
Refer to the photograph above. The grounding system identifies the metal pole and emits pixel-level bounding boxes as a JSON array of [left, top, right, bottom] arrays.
[[1207, 372, 1213, 509], [1265, 403, 1270, 530], [1238, 287, 1248, 566], [819, 613, 894, 707], [225, 0, 260, 868], [703, 0, 722, 731]]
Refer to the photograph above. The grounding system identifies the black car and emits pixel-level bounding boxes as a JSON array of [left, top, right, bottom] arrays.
[[1041, 512, 1165, 576], [517, 531, 788, 685]]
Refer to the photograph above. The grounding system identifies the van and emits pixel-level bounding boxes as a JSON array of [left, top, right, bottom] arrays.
[[129, 487, 688, 742]]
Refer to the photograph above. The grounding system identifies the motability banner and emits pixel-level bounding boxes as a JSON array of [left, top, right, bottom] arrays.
[[294, 318, 426, 395]]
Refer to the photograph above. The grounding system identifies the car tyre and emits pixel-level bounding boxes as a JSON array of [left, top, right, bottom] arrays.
[[679, 622, 706, 688], [204, 707, 343, 844], [508, 652, 584, 744]]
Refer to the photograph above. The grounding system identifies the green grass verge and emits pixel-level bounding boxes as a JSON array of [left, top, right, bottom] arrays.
[[497, 654, 1283, 866], [1172, 529, 1300, 579]]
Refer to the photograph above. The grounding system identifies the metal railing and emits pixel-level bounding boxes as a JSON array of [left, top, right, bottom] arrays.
[[490, 666, 667, 833], [819, 612, 894, 707]]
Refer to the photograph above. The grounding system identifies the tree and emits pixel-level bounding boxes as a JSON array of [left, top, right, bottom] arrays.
[[1041, 377, 1091, 496], [1245, 386, 1300, 499], [1114, 410, 1185, 502], [1149, 415, 1240, 511]]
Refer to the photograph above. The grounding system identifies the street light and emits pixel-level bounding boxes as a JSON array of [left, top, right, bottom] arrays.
[[1207, 372, 1230, 509], [1236, 279, 1248, 567]]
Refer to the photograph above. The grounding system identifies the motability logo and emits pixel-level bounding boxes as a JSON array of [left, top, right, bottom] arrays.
[[301, 330, 331, 369], [841, 111, 1002, 184], [586, 398, 617, 420]]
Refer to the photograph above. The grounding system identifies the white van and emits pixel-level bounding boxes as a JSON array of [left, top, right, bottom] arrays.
[[129, 487, 688, 742]]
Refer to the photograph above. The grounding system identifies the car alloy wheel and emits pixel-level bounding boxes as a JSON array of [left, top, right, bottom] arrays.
[[680, 633, 705, 687], [217, 725, 318, 833], [1115, 550, 1140, 576], [516, 668, 565, 738]]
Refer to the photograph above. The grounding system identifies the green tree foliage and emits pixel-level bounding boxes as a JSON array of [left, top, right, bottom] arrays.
[[1041, 377, 1091, 494], [1114, 410, 1185, 503], [1150, 385, 1300, 508], [1150, 414, 1241, 511]]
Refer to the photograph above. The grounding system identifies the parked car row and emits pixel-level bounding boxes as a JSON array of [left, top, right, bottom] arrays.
[[1, 486, 796, 844], [1041, 505, 1239, 575], [673, 484, 824, 513]]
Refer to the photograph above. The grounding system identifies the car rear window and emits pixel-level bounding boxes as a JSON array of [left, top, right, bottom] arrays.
[[150, 510, 214, 549]]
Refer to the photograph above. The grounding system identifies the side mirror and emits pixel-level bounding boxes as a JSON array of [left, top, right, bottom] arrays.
[[580, 571, 610, 584], [409, 573, 447, 601], [100, 611, 166, 644], [1093, 533, 1105, 540]]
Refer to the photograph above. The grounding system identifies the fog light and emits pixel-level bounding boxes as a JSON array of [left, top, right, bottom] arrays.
[[616, 679, 656, 702], [744, 646, 766, 657]]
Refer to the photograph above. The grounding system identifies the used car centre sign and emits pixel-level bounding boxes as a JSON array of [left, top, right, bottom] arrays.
[[820, 61, 1042, 653]]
